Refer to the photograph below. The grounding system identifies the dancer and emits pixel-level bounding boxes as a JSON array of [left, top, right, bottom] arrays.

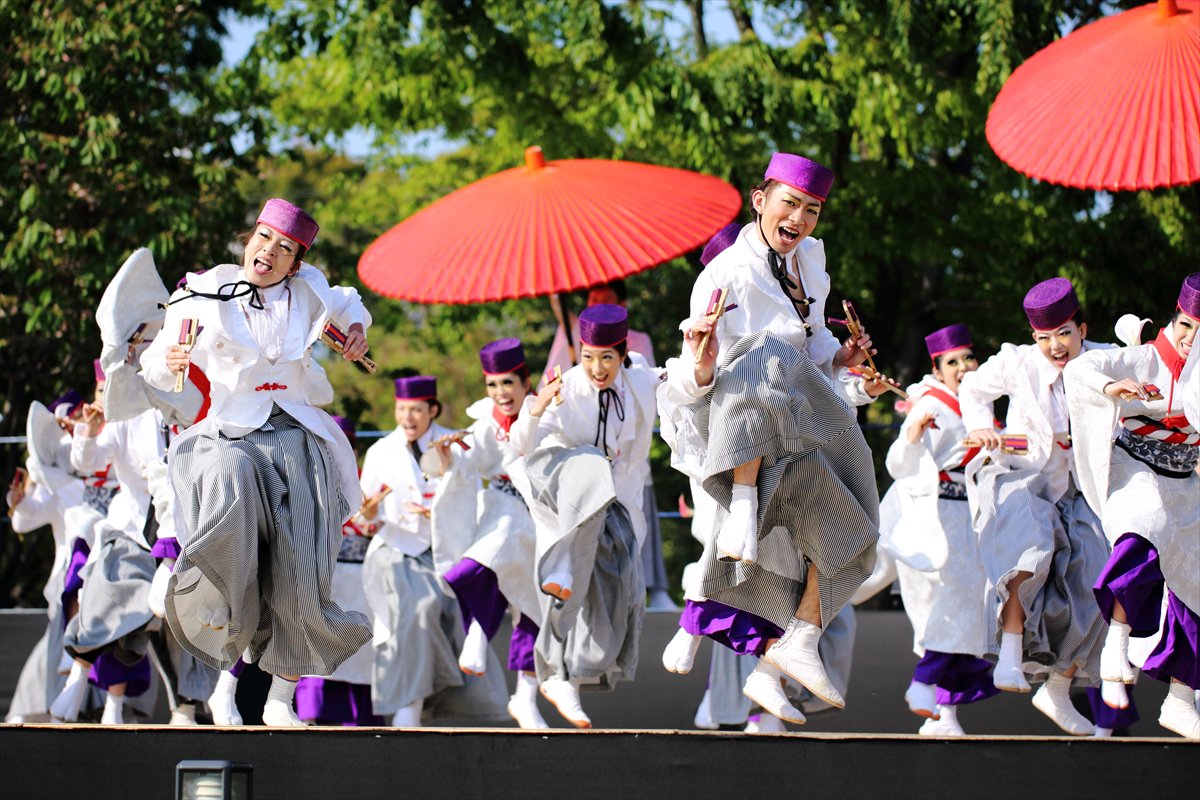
[[425, 339, 548, 729], [361, 374, 507, 727], [141, 198, 373, 727], [295, 415, 382, 726], [1066, 273, 1200, 740], [885, 323, 996, 735], [959, 278, 1112, 735], [509, 304, 658, 728], [657, 153, 879, 725]]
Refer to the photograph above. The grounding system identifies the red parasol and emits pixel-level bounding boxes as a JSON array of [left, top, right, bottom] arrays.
[[986, 0, 1200, 191], [358, 146, 741, 304]]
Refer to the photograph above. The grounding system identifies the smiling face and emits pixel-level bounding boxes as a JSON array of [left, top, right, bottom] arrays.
[[752, 182, 822, 255], [1170, 311, 1199, 360], [580, 345, 622, 390], [242, 225, 302, 287], [485, 371, 531, 417], [394, 398, 436, 443], [1032, 319, 1087, 371], [932, 347, 979, 394]]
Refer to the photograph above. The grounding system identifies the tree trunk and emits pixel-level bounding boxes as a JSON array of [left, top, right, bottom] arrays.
[[688, 0, 707, 57], [729, 0, 755, 39]]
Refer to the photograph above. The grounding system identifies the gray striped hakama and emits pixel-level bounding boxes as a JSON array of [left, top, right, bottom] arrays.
[[363, 546, 508, 717], [972, 461, 1109, 679], [522, 446, 646, 690], [165, 405, 371, 677], [696, 331, 879, 631], [64, 529, 155, 665]]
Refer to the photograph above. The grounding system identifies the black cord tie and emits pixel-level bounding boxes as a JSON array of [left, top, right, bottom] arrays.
[[594, 386, 625, 459], [163, 277, 288, 311]]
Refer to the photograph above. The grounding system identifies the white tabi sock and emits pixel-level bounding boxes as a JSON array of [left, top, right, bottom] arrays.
[[458, 619, 490, 676], [261, 676, 305, 728], [50, 660, 88, 722], [507, 673, 548, 730], [209, 670, 243, 726], [392, 698, 423, 728], [1100, 620, 1135, 683], [1032, 672, 1094, 736], [662, 627, 702, 675], [716, 484, 758, 563], [1092, 726, 1113, 738], [1100, 679, 1129, 710], [100, 693, 125, 725], [993, 632, 1030, 692], [1159, 681, 1200, 741]]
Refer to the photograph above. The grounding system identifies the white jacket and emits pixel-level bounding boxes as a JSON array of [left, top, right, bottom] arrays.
[[141, 263, 369, 514], [361, 422, 454, 557]]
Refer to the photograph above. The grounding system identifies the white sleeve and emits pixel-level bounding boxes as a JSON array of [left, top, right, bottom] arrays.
[[140, 288, 191, 391], [70, 423, 116, 475], [508, 396, 547, 456], [10, 484, 56, 534], [959, 347, 1013, 433]]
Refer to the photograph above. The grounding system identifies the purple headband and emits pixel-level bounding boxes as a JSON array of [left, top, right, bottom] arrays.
[[1023, 278, 1080, 331], [925, 323, 973, 359], [257, 198, 319, 250], [764, 153, 835, 202], [1178, 273, 1200, 319], [395, 375, 437, 401], [579, 304, 628, 349], [49, 389, 85, 418], [93, 358, 106, 382], [479, 338, 526, 376], [700, 223, 740, 267]]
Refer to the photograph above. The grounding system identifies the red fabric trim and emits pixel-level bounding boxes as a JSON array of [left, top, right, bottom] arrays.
[[492, 404, 517, 435], [921, 386, 961, 417], [187, 364, 211, 424], [1154, 328, 1185, 381]]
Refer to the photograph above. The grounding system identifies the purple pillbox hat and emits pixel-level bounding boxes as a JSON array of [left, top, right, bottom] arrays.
[[1177, 273, 1200, 319], [93, 358, 106, 382], [700, 223, 741, 266], [925, 323, 973, 358], [257, 198, 319, 249], [330, 414, 356, 440], [579, 304, 628, 348], [49, 389, 85, 418], [1023, 278, 1080, 331], [395, 375, 437, 400], [765, 153, 835, 202], [479, 338, 526, 375]]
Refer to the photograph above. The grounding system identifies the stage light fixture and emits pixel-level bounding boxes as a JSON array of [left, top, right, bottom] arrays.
[[175, 760, 253, 800]]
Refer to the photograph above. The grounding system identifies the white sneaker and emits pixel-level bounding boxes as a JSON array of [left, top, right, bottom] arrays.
[[391, 699, 423, 728], [904, 680, 939, 720], [662, 628, 702, 675], [1031, 673, 1094, 736], [762, 618, 844, 709], [49, 661, 88, 722], [693, 690, 718, 730], [169, 703, 198, 726], [100, 693, 125, 725], [458, 620, 490, 677], [919, 715, 965, 737], [1159, 683, 1200, 740], [1100, 621, 1135, 684], [745, 713, 788, 733], [742, 661, 806, 725], [208, 672, 242, 726], [540, 677, 591, 729]]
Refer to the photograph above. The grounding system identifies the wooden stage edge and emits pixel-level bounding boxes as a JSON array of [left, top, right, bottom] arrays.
[[2, 723, 1195, 800]]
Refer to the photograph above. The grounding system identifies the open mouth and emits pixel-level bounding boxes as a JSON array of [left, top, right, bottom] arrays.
[[1050, 351, 1069, 368], [496, 398, 515, 413], [252, 256, 274, 276], [777, 225, 800, 247]]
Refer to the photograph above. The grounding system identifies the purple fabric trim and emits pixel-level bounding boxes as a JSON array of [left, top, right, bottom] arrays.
[[295, 677, 383, 726], [150, 536, 182, 561], [229, 657, 246, 678], [88, 653, 151, 697], [913, 650, 1000, 706], [444, 557, 507, 639], [1093, 533, 1165, 636], [1085, 685, 1140, 729], [1142, 591, 1200, 690], [680, 599, 783, 656], [507, 614, 539, 672], [61, 538, 91, 609]]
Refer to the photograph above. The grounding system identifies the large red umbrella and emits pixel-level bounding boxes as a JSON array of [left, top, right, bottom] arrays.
[[358, 146, 741, 304], [986, 0, 1200, 190]]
